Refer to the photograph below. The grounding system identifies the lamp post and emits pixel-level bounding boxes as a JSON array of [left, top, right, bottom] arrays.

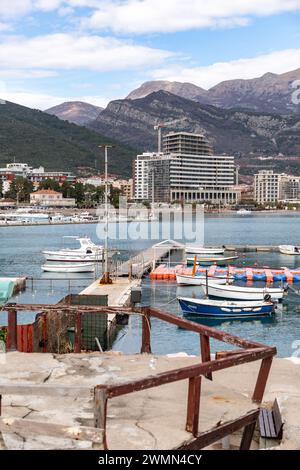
[[99, 144, 114, 284]]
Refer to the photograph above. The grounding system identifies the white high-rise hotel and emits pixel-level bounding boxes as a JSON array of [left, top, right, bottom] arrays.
[[133, 132, 240, 204]]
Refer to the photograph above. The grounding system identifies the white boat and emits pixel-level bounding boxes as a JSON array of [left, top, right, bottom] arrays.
[[279, 245, 300, 255], [43, 237, 103, 262], [185, 245, 225, 255], [237, 209, 252, 215], [42, 263, 95, 273], [177, 297, 275, 318], [176, 273, 231, 286], [186, 255, 239, 266], [200, 281, 286, 301]]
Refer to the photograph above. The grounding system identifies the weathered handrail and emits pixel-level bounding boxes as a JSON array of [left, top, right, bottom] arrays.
[[0, 302, 277, 450]]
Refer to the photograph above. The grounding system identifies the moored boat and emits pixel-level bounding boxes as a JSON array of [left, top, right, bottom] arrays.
[[279, 245, 300, 255], [41, 263, 95, 273], [0, 278, 15, 304], [176, 273, 231, 286], [186, 255, 239, 266], [43, 237, 103, 262], [185, 245, 225, 255], [177, 297, 275, 318], [199, 281, 286, 301]]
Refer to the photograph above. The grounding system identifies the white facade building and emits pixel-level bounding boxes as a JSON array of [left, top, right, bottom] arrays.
[[254, 170, 300, 204], [134, 133, 240, 205]]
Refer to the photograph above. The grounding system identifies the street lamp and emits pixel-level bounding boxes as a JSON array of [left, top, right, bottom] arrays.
[[99, 144, 114, 285]]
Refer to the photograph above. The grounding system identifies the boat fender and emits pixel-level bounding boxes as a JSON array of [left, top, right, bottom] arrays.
[[264, 294, 271, 302]]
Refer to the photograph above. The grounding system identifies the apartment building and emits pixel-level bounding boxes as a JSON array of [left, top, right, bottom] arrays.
[[254, 170, 300, 204]]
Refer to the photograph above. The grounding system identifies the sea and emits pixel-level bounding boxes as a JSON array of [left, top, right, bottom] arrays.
[[1, 212, 300, 358]]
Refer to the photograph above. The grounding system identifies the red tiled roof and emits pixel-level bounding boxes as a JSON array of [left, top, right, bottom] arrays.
[[32, 189, 61, 195]]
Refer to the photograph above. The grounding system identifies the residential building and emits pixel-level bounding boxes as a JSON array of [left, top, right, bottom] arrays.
[[112, 179, 133, 199], [254, 170, 300, 204], [30, 189, 76, 207], [133, 132, 240, 205], [0, 162, 75, 193]]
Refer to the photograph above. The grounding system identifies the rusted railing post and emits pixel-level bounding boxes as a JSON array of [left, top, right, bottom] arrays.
[[200, 334, 212, 381], [74, 311, 82, 354], [141, 308, 151, 354], [252, 356, 273, 403], [7, 309, 17, 352], [239, 420, 257, 450], [94, 386, 108, 450], [186, 375, 202, 436]]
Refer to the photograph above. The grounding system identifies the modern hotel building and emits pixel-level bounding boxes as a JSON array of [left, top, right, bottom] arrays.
[[133, 132, 240, 205]]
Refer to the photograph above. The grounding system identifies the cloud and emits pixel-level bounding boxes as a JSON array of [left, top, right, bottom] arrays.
[[0, 89, 110, 110], [151, 49, 300, 89], [85, 0, 300, 34], [0, 33, 173, 72]]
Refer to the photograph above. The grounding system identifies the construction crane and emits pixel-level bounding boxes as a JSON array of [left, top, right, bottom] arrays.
[[154, 118, 184, 153]]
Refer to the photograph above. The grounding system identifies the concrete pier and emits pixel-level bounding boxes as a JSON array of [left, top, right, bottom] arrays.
[[0, 353, 299, 450]]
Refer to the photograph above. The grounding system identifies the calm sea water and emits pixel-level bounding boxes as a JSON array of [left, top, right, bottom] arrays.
[[1, 213, 300, 357]]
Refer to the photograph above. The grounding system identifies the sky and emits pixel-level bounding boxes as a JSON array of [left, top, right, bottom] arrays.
[[0, 0, 300, 110]]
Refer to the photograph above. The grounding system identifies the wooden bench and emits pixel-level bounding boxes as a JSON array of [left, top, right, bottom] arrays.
[[259, 399, 283, 440]]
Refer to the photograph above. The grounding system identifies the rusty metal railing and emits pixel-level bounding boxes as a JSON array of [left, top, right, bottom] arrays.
[[1, 303, 276, 450]]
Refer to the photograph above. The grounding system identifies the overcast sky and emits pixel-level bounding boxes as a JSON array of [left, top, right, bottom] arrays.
[[0, 0, 300, 109]]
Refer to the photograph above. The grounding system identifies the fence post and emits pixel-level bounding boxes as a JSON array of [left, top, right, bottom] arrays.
[[200, 334, 212, 381], [141, 308, 151, 354], [252, 356, 273, 403], [74, 311, 82, 354], [7, 309, 17, 352], [94, 386, 108, 450], [186, 376, 202, 436], [239, 420, 257, 450]]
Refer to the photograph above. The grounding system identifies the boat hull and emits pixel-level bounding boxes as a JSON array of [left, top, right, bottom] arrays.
[[200, 282, 284, 301], [176, 274, 230, 285], [185, 246, 225, 255], [42, 263, 95, 273], [279, 245, 300, 255], [186, 256, 238, 266], [44, 253, 101, 262], [178, 297, 274, 317]]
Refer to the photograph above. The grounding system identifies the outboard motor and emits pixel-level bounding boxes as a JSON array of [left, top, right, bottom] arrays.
[[264, 294, 271, 302]]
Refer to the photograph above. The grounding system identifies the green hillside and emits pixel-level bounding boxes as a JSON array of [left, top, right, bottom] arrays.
[[0, 100, 136, 177]]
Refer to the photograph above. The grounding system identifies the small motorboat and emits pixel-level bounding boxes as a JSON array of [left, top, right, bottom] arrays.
[[185, 245, 225, 255], [186, 255, 239, 266], [176, 273, 232, 286], [279, 245, 300, 255], [42, 263, 95, 273], [236, 209, 252, 215], [177, 297, 275, 318], [43, 237, 103, 262], [0, 278, 15, 304], [199, 281, 286, 301]]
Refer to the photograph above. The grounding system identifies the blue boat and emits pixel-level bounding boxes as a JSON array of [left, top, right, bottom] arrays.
[[0, 278, 15, 305], [177, 296, 275, 318]]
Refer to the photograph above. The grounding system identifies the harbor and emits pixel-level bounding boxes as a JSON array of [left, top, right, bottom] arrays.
[[1, 213, 300, 450]]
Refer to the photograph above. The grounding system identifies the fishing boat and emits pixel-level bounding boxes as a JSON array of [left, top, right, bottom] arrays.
[[0, 278, 15, 304], [176, 273, 231, 286], [43, 237, 103, 262], [279, 245, 300, 255], [185, 245, 225, 255], [42, 263, 95, 273], [177, 297, 275, 318], [186, 255, 239, 266], [199, 281, 286, 301]]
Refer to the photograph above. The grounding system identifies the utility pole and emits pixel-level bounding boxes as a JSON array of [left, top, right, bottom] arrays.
[[99, 144, 114, 285]]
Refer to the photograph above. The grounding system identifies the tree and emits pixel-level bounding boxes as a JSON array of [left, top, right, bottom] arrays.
[[0, 179, 3, 198], [38, 179, 61, 192], [6, 177, 33, 203], [109, 187, 122, 209]]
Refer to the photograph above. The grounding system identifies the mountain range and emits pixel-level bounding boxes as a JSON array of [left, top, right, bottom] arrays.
[[46, 101, 103, 126], [89, 90, 300, 175], [0, 100, 134, 176], [126, 68, 300, 115]]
